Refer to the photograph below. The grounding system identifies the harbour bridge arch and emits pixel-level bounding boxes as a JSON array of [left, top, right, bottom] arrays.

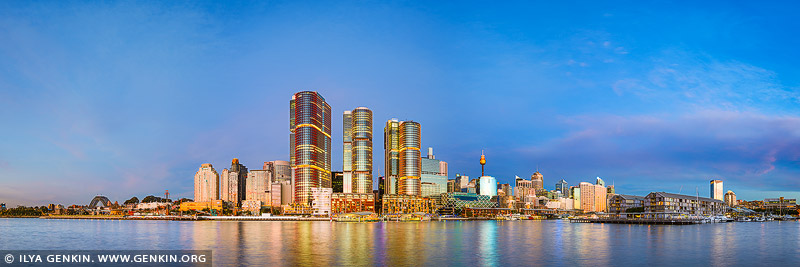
[[89, 196, 111, 209]]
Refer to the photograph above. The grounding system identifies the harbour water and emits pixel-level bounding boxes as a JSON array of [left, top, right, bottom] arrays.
[[1, 218, 799, 266]]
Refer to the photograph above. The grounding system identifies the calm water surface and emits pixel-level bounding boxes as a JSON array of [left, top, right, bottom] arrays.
[[1, 218, 799, 266]]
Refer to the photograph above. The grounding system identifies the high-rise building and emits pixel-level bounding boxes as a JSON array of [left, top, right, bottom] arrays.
[[498, 183, 511, 197], [724, 190, 737, 207], [478, 176, 498, 197], [384, 119, 401, 195], [555, 179, 568, 194], [420, 147, 448, 197], [570, 186, 581, 210], [387, 120, 422, 196], [344, 107, 373, 194], [331, 171, 344, 193], [710, 180, 723, 201], [580, 182, 607, 213], [221, 158, 248, 206], [263, 160, 292, 183], [455, 174, 470, 192], [194, 163, 219, 202], [596, 177, 605, 187], [290, 91, 332, 204], [531, 171, 544, 192]]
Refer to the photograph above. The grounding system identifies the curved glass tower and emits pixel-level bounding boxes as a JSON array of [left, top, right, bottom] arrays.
[[346, 107, 373, 194], [398, 121, 421, 195], [290, 91, 332, 205]]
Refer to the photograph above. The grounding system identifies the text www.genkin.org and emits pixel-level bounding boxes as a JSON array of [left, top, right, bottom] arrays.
[[2, 250, 212, 266]]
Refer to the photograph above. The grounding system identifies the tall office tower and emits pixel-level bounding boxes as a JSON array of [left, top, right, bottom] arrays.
[[221, 158, 248, 206], [194, 163, 219, 202], [290, 91, 332, 204], [343, 107, 373, 194], [343, 111, 353, 193], [724, 190, 737, 207], [398, 121, 421, 195], [555, 179, 568, 194], [331, 171, 344, 193], [710, 180, 723, 201], [384, 119, 401, 195], [531, 171, 544, 192]]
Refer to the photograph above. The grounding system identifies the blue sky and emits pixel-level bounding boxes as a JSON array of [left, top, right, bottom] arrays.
[[1, 1, 799, 206]]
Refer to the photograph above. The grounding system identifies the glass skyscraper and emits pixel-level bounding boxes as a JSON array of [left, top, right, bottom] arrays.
[[383, 119, 400, 195], [290, 91, 332, 205], [343, 107, 373, 194], [398, 121, 421, 195]]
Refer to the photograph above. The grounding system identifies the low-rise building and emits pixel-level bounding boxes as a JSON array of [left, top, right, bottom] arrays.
[[381, 194, 435, 214], [763, 198, 797, 211], [179, 200, 225, 212], [437, 192, 497, 216], [331, 193, 375, 214], [608, 194, 646, 213], [311, 188, 332, 216], [241, 200, 262, 215], [644, 192, 724, 216]]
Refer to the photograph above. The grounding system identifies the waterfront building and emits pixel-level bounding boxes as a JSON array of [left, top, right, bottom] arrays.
[[763, 197, 797, 211], [710, 180, 724, 201], [531, 171, 544, 192], [193, 163, 219, 202], [384, 119, 401, 195], [478, 176, 498, 197], [724, 190, 737, 207], [221, 158, 248, 207], [179, 200, 225, 212], [644, 192, 725, 215], [555, 179, 568, 194], [311, 187, 333, 216], [396, 121, 421, 195], [437, 192, 497, 216], [245, 170, 271, 207], [381, 194, 435, 214], [579, 182, 607, 213], [290, 91, 332, 205], [608, 194, 646, 213], [331, 193, 375, 214], [332, 171, 344, 193], [343, 107, 373, 194]]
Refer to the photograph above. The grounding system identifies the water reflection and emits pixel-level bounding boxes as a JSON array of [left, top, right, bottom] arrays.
[[3, 219, 800, 265]]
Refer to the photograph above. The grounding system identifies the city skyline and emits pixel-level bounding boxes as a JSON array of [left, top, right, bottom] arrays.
[[2, 1, 800, 206]]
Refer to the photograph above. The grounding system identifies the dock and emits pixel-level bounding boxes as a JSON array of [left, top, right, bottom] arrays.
[[569, 218, 702, 225]]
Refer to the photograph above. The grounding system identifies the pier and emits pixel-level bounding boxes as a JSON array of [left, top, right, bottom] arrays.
[[569, 218, 702, 225]]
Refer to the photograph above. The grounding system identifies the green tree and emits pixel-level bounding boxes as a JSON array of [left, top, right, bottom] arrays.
[[124, 197, 140, 205]]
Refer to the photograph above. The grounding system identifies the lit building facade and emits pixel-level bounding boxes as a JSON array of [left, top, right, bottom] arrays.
[[331, 193, 375, 214], [579, 182, 607, 213], [437, 192, 498, 216], [397, 121, 421, 195], [193, 163, 219, 202], [384, 119, 401, 195], [710, 180, 723, 201], [608, 194, 645, 213], [644, 192, 725, 215], [724, 190, 736, 207], [343, 107, 373, 194], [420, 147, 448, 197], [290, 91, 332, 205], [311, 187, 332, 216], [381, 194, 435, 214], [263, 160, 292, 183]]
